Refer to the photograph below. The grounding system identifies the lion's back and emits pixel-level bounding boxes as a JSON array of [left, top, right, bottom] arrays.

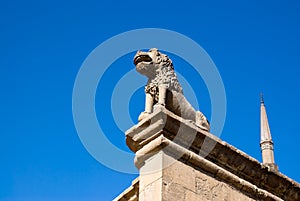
[[166, 90, 197, 122]]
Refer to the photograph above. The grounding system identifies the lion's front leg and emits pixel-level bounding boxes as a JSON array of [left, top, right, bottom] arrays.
[[138, 93, 154, 122], [158, 84, 168, 106]]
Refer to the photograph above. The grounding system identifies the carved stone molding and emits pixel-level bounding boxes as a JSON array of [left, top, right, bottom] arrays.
[[125, 106, 300, 201]]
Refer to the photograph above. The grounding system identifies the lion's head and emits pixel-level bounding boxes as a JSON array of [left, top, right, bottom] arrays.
[[134, 48, 173, 78], [134, 48, 182, 101]]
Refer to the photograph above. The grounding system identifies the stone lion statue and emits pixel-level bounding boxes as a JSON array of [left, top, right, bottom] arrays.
[[134, 48, 210, 131]]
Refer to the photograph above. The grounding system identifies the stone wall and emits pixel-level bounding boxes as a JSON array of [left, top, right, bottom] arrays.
[[162, 155, 255, 201]]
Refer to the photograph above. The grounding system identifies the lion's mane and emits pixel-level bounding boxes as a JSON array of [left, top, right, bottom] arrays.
[[145, 54, 183, 102]]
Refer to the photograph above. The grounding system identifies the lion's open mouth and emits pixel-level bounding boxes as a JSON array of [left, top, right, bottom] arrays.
[[134, 55, 152, 65]]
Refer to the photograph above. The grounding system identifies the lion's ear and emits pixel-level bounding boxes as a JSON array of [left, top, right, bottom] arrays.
[[161, 55, 168, 62], [168, 58, 174, 69], [156, 56, 162, 64]]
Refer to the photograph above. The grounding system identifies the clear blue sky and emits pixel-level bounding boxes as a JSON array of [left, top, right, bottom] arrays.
[[1, 0, 300, 200]]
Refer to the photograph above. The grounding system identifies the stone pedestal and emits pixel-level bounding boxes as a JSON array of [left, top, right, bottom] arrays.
[[115, 106, 300, 201]]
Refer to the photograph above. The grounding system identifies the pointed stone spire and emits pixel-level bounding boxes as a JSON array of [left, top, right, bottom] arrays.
[[260, 93, 278, 171]]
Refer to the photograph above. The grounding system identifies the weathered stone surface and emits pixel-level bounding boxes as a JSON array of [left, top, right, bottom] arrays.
[[113, 178, 139, 201], [134, 48, 210, 131], [137, 152, 259, 201], [163, 153, 256, 201], [116, 107, 300, 201], [139, 178, 162, 201]]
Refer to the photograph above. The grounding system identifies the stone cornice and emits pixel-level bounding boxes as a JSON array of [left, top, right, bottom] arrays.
[[126, 106, 300, 201], [113, 177, 139, 201]]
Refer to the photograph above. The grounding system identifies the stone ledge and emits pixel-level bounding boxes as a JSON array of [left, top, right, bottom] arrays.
[[125, 106, 300, 201], [113, 177, 139, 201], [136, 135, 281, 201]]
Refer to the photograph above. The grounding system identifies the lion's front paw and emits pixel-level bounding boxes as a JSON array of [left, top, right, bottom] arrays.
[[138, 111, 151, 122]]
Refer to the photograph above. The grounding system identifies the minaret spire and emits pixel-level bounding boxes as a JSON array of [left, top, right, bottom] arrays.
[[260, 93, 278, 171], [260, 92, 264, 104]]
